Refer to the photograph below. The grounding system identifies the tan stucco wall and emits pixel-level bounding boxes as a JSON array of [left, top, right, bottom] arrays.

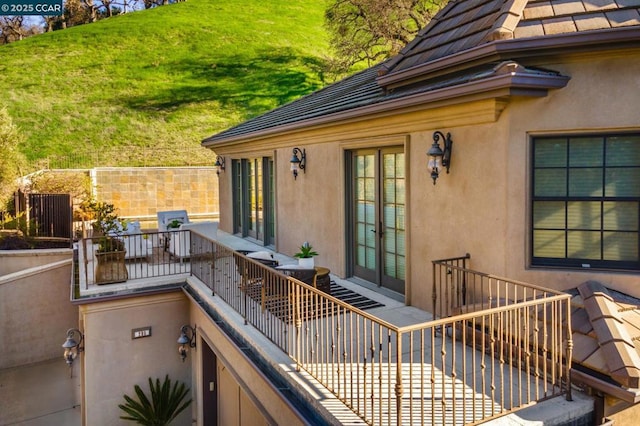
[[0, 257, 76, 369], [0, 248, 72, 276], [92, 167, 219, 224], [407, 121, 513, 308], [274, 142, 346, 271], [0, 357, 81, 425], [605, 393, 640, 423], [212, 48, 640, 310], [79, 292, 192, 425]]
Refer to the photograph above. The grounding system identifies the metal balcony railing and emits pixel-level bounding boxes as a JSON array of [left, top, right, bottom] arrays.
[[188, 234, 574, 425], [78, 230, 190, 288]]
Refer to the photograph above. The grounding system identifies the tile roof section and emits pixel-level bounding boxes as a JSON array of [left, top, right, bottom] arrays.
[[383, 0, 528, 74], [515, 0, 640, 37], [203, 0, 639, 145], [381, 0, 640, 83], [571, 281, 640, 389]]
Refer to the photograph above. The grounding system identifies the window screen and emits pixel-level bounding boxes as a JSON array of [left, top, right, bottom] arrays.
[[531, 134, 640, 270]]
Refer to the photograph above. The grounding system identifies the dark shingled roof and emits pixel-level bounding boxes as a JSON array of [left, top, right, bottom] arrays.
[[202, 0, 640, 145], [203, 61, 567, 143], [203, 64, 385, 143]]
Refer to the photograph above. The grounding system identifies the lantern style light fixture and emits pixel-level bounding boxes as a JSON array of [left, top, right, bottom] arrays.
[[427, 131, 453, 185], [177, 324, 196, 362], [289, 147, 306, 180], [62, 328, 84, 371], [214, 156, 225, 176]]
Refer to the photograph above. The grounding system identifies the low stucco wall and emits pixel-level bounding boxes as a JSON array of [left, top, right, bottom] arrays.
[[0, 256, 76, 369], [0, 248, 72, 276], [0, 357, 81, 425]]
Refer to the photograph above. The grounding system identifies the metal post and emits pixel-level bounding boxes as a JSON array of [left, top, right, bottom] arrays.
[[395, 332, 403, 426]]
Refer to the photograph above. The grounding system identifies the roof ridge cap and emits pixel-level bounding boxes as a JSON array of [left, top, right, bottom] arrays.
[[486, 0, 529, 41], [520, 4, 640, 22]]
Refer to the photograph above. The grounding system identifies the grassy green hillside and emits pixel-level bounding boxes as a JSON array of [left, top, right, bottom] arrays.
[[0, 0, 331, 167]]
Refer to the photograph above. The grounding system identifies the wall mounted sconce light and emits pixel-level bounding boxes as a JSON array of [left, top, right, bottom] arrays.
[[62, 328, 84, 373], [289, 147, 306, 180], [177, 324, 196, 362], [214, 156, 225, 176], [427, 131, 453, 185]]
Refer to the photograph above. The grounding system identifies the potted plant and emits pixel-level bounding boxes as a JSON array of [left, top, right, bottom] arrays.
[[294, 241, 318, 268], [166, 219, 183, 230], [85, 200, 129, 284]]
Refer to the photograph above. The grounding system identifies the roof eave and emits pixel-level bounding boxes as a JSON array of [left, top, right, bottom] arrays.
[[202, 71, 569, 147], [377, 27, 640, 89]]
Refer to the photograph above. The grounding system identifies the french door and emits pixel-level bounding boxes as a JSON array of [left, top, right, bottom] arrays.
[[350, 148, 406, 294], [232, 158, 275, 246]]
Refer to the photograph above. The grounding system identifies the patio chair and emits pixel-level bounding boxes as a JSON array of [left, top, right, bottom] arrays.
[[105, 220, 152, 261], [157, 210, 190, 233], [157, 210, 190, 251], [234, 250, 279, 303], [275, 265, 320, 322]]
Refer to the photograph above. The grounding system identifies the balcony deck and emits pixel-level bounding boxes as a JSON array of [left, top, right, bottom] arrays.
[[74, 222, 590, 425]]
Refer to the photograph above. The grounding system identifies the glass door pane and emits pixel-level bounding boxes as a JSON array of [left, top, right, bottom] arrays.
[[232, 160, 243, 235], [381, 151, 405, 292], [265, 158, 275, 246], [354, 153, 377, 283], [248, 159, 263, 241]]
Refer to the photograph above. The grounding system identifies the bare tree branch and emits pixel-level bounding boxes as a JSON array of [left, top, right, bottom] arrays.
[[0, 16, 42, 44], [325, 0, 447, 72]]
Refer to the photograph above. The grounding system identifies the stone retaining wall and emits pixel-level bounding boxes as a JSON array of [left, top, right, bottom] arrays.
[[91, 167, 219, 225]]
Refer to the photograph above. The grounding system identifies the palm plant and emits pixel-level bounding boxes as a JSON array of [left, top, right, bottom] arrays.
[[119, 375, 192, 425]]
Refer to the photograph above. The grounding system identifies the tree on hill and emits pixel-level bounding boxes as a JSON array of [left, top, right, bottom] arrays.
[[0, 17, 42, 44], [44, 0, 93, 31], [0, 108, 26, 211], [4, 0, 185, 42], [324, 0, 447, 71]]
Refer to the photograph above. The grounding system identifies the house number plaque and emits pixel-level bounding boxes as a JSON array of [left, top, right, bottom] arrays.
[[131, 326, 152, 339]]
